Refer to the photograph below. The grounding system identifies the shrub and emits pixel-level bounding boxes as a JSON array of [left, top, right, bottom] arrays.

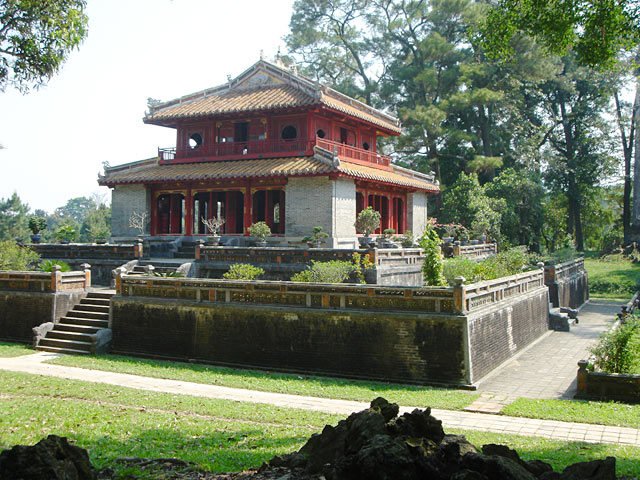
[[0, 241, 39, 271], [352, 252, 374, 284], [355, 207, 381, 236], [400, 230, 414, 248], [301, 226, 329, 245], [39, 259, 71, 272], [291, 260, 354, 283], [55, 222, 77, 242], [152, 270, 185, 278], [223, 263, 265, 280], [442, 246, 532, 285], [418, 227, 446, 286], [590, 315, 640, 374], [28, 216, 47, 235], [247, 221, 271, 241]]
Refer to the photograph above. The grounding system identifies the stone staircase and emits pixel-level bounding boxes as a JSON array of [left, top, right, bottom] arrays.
[[35, 291, 114, 355], [173, 240, 198, 259]]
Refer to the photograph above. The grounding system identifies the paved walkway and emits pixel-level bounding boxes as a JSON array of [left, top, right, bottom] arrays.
[[464, 300, 622, 413], [1, 349, 639, 448]]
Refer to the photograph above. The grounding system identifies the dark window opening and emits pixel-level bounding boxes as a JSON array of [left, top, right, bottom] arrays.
[[316, 129, 326, 139], [282, 125, 297, 140], [234, 122, 249, 142], [340, 127, 348, 144], [252, 189, 285, 234], [189, 133, 203, 149], [156, 193, 185, 235], [362, 142, 370, 151]]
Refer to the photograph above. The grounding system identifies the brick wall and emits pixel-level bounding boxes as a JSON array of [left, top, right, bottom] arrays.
[[111, 184, 150, 237], [331, 177, 357, 240], [407, 191, 428, 235], [111, 298, 469, 385], [467, 288, 549, 382]]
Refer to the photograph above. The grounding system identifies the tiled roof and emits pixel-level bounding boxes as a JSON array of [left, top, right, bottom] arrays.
[[146, 84, 316, 121], [99, 157, 331, 185], [99, 155, 438, 192], [144, 60, 401, 134]]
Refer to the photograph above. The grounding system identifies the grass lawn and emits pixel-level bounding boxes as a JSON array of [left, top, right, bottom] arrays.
[[0, 341, 33, 357], [46, 353, 479, 411], [502, 398, 640, 429], [584, 256, 640, 302], [2, 370, 639, 478]]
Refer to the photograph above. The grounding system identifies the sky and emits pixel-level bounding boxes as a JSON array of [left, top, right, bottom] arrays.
[[0, 0, 296, 212]]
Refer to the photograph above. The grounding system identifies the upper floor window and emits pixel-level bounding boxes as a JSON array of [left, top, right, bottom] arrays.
[[316, 129, 326, 139], [282, 125, 297, 140], [189, 133, 203, 149]]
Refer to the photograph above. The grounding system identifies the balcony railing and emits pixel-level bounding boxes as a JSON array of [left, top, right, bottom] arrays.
[[158, 137, 391, 168]]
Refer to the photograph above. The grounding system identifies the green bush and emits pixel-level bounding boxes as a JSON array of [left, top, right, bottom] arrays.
[[223, 263, 265, 280], [419, 227, 446, 286], [39, 259, 71, 272], [0, 241, 39, 271], [28, 216, 47, 235], [442, 246, 532, 285], [590, 315, 640, 374], [291, 260, 354, 283], [247, 222, 271, 241]]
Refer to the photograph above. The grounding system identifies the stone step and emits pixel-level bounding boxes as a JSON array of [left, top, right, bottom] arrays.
[[66, 309, 109, 320], [38, 338, 91, 352], [36, 345, 90, 355], [86, 292, 115, 300], [47, 330, 94, 343], [59, 317, 109, 329], [80, 297, 110, 307], [74, 303, 110, 313], [54, 323, 100, 335]]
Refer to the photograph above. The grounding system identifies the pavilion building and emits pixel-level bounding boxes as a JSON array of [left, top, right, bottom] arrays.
[[99, 59, 438, 248]]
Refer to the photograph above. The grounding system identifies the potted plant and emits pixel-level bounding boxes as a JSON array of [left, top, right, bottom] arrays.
[[354, 207, 381, 248], [202, 215, 225, 245], [28, 216, 47, 244], [129, 211, 149, 240], [55, 223, 76, 244], [302, 226, 329, 248], [400, 230, 414, 248], [248, 221, 271, 247], [378, 228, 397, 248]]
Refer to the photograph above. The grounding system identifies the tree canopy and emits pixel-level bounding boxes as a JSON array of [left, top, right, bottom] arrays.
[[479, 0, 640, 68], [0, 0, 88, 92]]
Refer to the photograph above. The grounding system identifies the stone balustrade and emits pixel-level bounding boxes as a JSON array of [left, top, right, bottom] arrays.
[[0, 264, 91, 292]]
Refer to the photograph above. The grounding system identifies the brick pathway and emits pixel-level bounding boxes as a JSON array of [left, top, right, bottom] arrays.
[[1, 346, 638, 448], [472, 300, 621, 408]]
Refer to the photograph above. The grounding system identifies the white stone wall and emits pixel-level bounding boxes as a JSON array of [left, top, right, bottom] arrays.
[[285, 176, 358, 247], [110, 185, 150, 238], [407, 191, 429, 235]]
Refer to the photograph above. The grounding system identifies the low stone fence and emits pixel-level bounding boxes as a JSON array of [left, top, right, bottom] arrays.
[[27, 242, 143, 285], [0, 266, 90, 343], [452, 242, 497, 259], [110, 268, 549, 386], [576, 292, 640, 403], [544, 257, 589, 308], [194, 245, 425, 286]]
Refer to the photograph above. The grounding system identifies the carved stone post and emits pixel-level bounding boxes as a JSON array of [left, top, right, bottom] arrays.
[[577, 360, 589, 395], [80, 263, 91, 289], [113, 267, 124, 294], [50, 264, 62, 292], [453, 276, 466, 314]]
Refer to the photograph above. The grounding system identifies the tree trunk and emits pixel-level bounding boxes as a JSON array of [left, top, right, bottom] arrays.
[[631, 75, 640, 243]]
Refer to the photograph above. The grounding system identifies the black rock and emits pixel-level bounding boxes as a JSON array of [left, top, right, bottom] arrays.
[[0, 435, 97, 480], [559, 457, 616, 480]]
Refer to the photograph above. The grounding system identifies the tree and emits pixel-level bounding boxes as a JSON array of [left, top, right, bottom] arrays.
[[79, 203, 110, 242], [480, 0, 640, 69], [0, 0, 88, 92], [55, 196, 96, 224], [0, 192, 29, 240]]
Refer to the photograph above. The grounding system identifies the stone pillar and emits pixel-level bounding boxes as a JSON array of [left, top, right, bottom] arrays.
[[577, 360, 589, 395], [80, 263, 91, 289]]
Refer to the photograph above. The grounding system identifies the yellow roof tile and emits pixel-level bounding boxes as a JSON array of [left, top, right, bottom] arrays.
[[338, 161, 438, 191]]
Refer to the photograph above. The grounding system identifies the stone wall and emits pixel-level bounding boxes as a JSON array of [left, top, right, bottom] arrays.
[[0, 291, 86, 343], [544, 258, 589, 309], [577, 360, 640, 403], [407, 191, 428, 235], [285, 177, 334, 238], [468, 288, 550, 381], [331, 177, 357, 245], [110, 297, 468, 385], [111, 184, 150, 238]]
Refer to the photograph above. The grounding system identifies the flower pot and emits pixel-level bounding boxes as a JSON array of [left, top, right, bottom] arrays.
[[442, 236, 454, 244], [60, 240, 70, 245], [255, 240, 268, 247], [358, 237, 372, 248], [30, 234, 41, 244], [207, 235, 221, 246], [95, 239, 107, 244], [307, 241, 322, 248]]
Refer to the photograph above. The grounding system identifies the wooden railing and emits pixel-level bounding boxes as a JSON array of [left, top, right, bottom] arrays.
[[0, 264, 91, 292], [158, 136, 392, 168], [116, 266, 546, 315], [27, 242, 143, 260], [315, 138, 391, 167], [544, 257, 585, 283]]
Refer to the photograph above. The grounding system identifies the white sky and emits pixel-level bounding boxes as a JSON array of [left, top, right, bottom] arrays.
[[0, 0, 295, 212]]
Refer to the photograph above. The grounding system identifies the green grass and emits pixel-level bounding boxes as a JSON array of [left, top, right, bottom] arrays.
[[584, 257, 640, 302], [503, 398, 640, 429], [2, 370, 640, 478], [45, 353, 479, 410], [0, 341, 33, 357]]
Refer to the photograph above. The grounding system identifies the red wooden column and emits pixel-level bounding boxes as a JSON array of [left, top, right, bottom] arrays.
[[150, 191, 157, 236], [265, 190, 273, 227], [280, 190, 286, 234], [388, 196, 394, 232], [243, 186, 252, 235], [185, 187, 193, 236]]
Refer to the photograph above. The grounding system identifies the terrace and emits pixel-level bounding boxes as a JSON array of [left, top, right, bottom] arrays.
[[158, 136, 391, 168]]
